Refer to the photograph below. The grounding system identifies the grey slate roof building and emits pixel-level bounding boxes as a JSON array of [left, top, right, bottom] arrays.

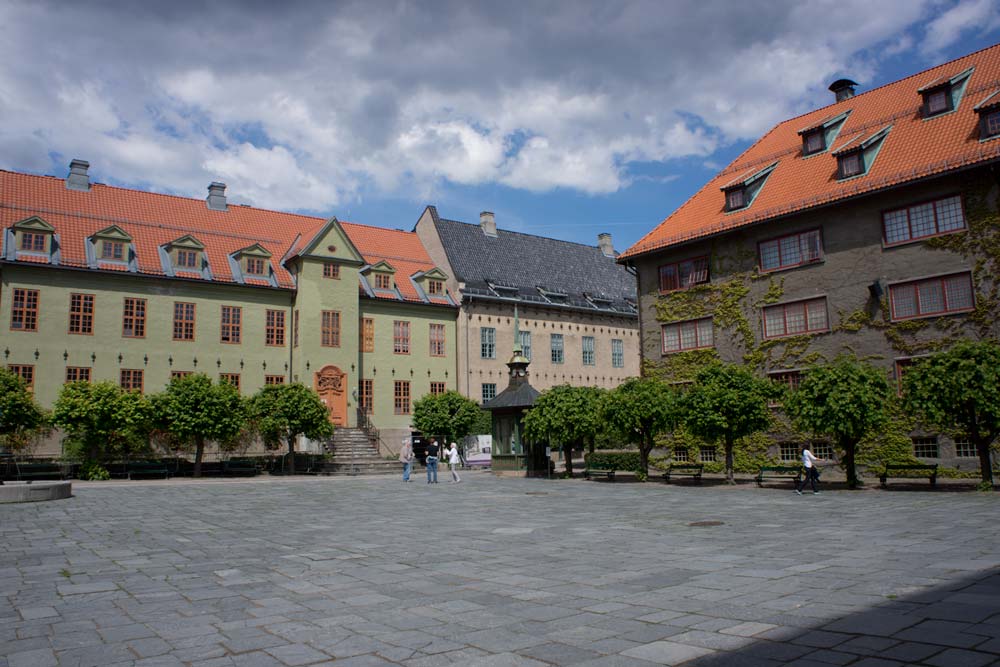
[[421, 206, 637, 315]]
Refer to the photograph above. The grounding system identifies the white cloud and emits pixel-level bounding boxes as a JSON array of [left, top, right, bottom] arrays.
[[923, 0, 1000, 54]]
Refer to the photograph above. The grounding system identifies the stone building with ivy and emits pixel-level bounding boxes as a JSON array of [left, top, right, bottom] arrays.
[[619, 44, 1000, 471]]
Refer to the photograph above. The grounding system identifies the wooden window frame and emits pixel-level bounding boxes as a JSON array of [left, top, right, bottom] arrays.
[[10, 288, 39, 332], [8, 364, 34, 390], [322, 262, 340, 279], [912, 436, 939, 458], [68, 293, 95, 335], [265, 374, 286, 385], [430, 381, 446, 396], [758, 229, 823, 272], [171, 371, 194, 380], [266, 309, 286, 346], [762, 297, 829, 339], [393, 320, 410, 354], [374, 273, 392, 290], [394, 380, 411, 415], [20, 232, 46, 252], [176, 249, 199, 268], [321, 310, 341, 347], [359, 379, 374, 414], [65, 366, 92, 383], [980, 109, 1000, 139], [101, 240, 125, 261], [361, 318, 375, 353], [219, 373, 241, 391], [429, 323, 446, 357], [661, 317, 714, 354], [122, 297, 147, 338], [120, 368, 144, 393], [923, 88, 952, 117], [172, 302, 196, 341], [658, 256, 709, 293], [245, 257, 266, 275], [888, 272, 975, 321], [427, 279, 444, 295], [881, 194, 966, 247], [220, 305, 242, 344]]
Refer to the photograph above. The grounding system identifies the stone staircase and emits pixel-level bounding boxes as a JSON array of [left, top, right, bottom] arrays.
[[321, 427, 399, 476]]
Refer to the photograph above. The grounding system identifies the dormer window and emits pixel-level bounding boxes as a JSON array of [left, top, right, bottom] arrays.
[[726, 188, 747, 211], [375, 273, 392, 290], [918, 67, 973, 119], [797, 111, 849, 158], [720, 161, 778, 213], [974, 90, 1000, 140], [20, 232, 46, 252], [832, 125, 890, 180], [177, 249, 198, 268], [838, 151, 863, 179], [926, 89, 948, 115], [984, 109, 1000, 138], [427, 279, 444, 295], [803, 131, 824, 155], [246, 257, 265, 275], [101, 240, 124, 260]]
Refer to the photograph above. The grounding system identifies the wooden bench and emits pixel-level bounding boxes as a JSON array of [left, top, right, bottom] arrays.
[[583, 468, 616, 481], [16, 463, 66, 483], [662, 463, 704, 483], [879, 463, 938, 487], [756, 465, 802, 487], [223, 460, 258, 477], [128, 462, 170, 480]]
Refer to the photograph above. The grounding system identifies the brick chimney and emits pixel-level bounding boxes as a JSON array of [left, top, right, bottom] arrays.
[[598, 233, 614, 258], [66, 159, 91, 191], [206, 182, 228, 211], [480, 211, 497, 237]]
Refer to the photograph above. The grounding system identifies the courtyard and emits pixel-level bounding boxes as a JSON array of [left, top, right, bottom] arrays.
[[1, 474, 999, 667]]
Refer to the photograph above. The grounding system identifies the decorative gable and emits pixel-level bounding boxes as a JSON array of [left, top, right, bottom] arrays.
[[160, 235, 210, 279], [88, 225, 134, 268], [11, 216, 56, 257], [295, 217, 365, 263], [412, 267, 451, 301], [363, 260, 396, 291], [229, 243, 275, 286]]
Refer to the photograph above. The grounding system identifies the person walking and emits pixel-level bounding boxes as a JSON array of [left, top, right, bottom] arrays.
[[448, 442, 462, 483], [425, 439, 440, 484], [399, 439, 414, 482], [795, 444, 821, 495]]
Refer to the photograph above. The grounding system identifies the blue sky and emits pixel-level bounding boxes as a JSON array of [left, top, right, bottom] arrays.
[[2, 0, 999, 254]]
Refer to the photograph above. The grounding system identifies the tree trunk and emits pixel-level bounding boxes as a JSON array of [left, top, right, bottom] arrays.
[[976, 436, 995, 487], [193, 436, 205, 478], [287, 437, 296, 475], [639, 435, 651, 479], [844, 438, 858, 489], [564, 441, 574, 478], [724, 438, 735, 484], [588, 437, 595, 455]]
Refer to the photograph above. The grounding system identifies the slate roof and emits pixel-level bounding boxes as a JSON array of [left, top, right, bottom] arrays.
[[621, 43, 1000, 260], [425, 207, 636, 315]]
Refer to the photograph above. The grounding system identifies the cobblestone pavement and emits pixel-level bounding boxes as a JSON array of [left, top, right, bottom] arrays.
[[2, 474, 999, 667]]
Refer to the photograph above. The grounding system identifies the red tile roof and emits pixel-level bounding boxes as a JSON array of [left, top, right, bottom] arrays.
[[621, 43, 1000, 260]]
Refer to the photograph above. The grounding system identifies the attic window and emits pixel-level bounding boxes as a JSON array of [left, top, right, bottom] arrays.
[[974, 90, 1000, 139], [797, 111, 850, 158], [246, 257, 266, 275], [20, 232, 47, 252], [833, 126, 890, 180], [918, 67, 973, 119], [838, 151, 863, 178], [101, 241, 125, 260], [427, 279, 444, 295], [720, 161, 778, 213], [176, 249, 199, 268], [926, 89, 949, 115], [375, 274, 392, 290], [726, 188, 747, 211], [803, 131, 824, 155]]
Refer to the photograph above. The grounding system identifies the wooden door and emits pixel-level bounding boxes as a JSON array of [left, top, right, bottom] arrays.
[[314, 365, 347, 426]]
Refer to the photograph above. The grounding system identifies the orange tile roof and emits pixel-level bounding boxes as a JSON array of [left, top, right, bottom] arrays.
[[621, 43, 1000, 260]]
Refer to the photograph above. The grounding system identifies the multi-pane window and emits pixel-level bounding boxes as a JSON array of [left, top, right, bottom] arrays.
[[394, 380, 411, 414], [812, 442, 834, 459], [361, 318, 375, 352], [550, 334, 564, 364], [221, 305, 242, 343], [101, 240, 124, 260], [769, 370, 803, 392], [323, 262, 340, 279], [912, 436, 939, 458], [481, 327, 496, 359], [582, 336, 595, 366], [430, 381, 446, 396], [779, 443, 799, 462], [375, 274, 392, 290], [359, 379, 373, 413], [265, 374, 285, 385], [68, 293, 94, 334], [393, 320, 410, 354], [673, 447, 689, 462], [266, 309, 285, 346], [173, 302, 196, 341], [11, 288, 39, 331], [321, 310, 341, 347], [246, 257, 265, 275], [170, 371, 193, 380], [20, 232, 46, 252], [219, 373, 241, 390], [176, 249, 198, 268], [429, 323, 446, 356], [984, 110, 1000, 138], [662, 318, 713, 353], [65, 367, 91, 383], [122, 298, 146, 338], [120, 369, 144, 393], [759, 229, 822, 272], [427, 280, 444, 295], [611, 339, 624, 368], [520, 331, 532, 361], [889, 273, 974, 321], [293, 310, 299, 347], [763, 297, 829, 339], [481, 383, 497, 403], [883, 196, 966, 246], [8, 365, 34, 390], [699, 446, 717, 463], [658, 257, 709, 292], [954, 438, 976, 458]]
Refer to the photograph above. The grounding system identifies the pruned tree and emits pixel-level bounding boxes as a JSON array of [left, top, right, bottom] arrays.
[[523, 385, 605, 477], [601, 377, 681, 479], [154, 373, 248, 477], [250, 383, 333, 474], [52, 381, 153, 463], [785, 356, 892, 489], [0, 368, 47, 455], [903, 341, 1000, 488], [413, 390, 483, 451], [682, 363, 776, 484]]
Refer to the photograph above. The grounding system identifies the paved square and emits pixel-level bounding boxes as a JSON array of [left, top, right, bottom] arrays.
[[2, 474, 999, 666]]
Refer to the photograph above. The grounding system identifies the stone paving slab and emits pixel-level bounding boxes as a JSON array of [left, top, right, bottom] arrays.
[[2, 474, 999, 666]]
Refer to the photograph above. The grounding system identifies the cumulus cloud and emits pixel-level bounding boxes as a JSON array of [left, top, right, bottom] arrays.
[[923, 0, 1000, 54], [0, 0, 974, 212]]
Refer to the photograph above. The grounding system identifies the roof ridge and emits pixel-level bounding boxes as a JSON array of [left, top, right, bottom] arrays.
[[437, 216, 604, 249], [341, 219, 416, 233]]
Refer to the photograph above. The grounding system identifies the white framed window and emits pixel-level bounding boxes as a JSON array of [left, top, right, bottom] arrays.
[[699, 446, 717, 462], [611, 339, 624, 368], [481, 383, 497, 403], [913, 437, 939, 458], [779, 443, 799, 462], [889, 273, 974, 321], [550, 334, 564, 364], [481, 327, 496, 359], [763, 297, 829, 339], [661, 318, 713, 353], [954, 438, 976, 458], [520, 330, 531, 361], [582, 336, 595, 366]]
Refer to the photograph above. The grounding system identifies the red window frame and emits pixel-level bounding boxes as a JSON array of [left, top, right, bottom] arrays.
[[394, 380, 410, 415], [219, 373, 241, 390], [427, 280, 443, 295], [882, 195, 966, 247], [889, 272, 974, 321], [171, 371, 193, 380], [176, 249, 198, 268], [429, 323, 446, 356], [172, 302, 196, 341], [65, 366, 91, 383], [361, 318, 375, 352], [20, 232, 46, 252], [321, 310, 341, 347], [661, 318, 713, 354], [375, 273, 392, 290], [246, 257, 266, 275], [769, 371, 803, 392], [10, 288, 39, 331], [122, 297, 146, 338], [8, 364, 34, 390], [430, 381, 446, 396], [221, 305, 242, 344], [265, 374, 286, 385], [658, 256, 709, 292], [758, 229, 823, 272], [393, 320, 410, 354], [266, 309, 285, 346], [120, 368, 144, 393], [359, 379, 373, 413], [101, 240, 125, 260], [69, 293, 95, 335], [323, 262, 340, 279], [762, 297, 829, 339]]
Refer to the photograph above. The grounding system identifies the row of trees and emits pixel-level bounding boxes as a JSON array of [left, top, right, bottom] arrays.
[[523, 341, 1000, 488], [0, 373, 333, 476]]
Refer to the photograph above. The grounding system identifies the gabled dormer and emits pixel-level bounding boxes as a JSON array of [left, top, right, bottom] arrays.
[[720, 161, 778, 212], [832, 125, 891, 180], [8, 217, 58, 263], [974, 89, 1000, 141], [361, 260, 397, 294], [87, 225, 135, 270], [797, 111, 850, 157], [918, 67, 973, 118], [229, 243, 275, 286], [160, 235, 211, 279], [413, 267, 450, 302]]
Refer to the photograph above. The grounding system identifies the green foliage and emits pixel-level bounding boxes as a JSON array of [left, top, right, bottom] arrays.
[[602, 377, 681, 477], [584, 450, 643, 473], [682, 363, 776, 482], [251, 383, 333, 474], [52, 381, 154, 463], [0, 368, 47, 454], [154, 374, 249, 476], [902, 341, 1000, 486], [412, 390, 483, 446], [472, 408, 492, 435], [523, 385, 605, 475], [79, 461, 110, 481], [785, 355, 892, 488]]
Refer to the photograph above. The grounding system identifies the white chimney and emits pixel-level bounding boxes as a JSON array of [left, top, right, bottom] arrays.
[[480, 211, 497, 237], [66, 159, 90, 191], [598, 233, 614, 258], [206, 182, 228, 211]]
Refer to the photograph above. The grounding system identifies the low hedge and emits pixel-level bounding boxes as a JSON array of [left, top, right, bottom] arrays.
[[584, 450, 643, 473]]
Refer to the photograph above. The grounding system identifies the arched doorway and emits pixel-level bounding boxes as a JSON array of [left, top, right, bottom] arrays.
[[314, 365, 347, 426]]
